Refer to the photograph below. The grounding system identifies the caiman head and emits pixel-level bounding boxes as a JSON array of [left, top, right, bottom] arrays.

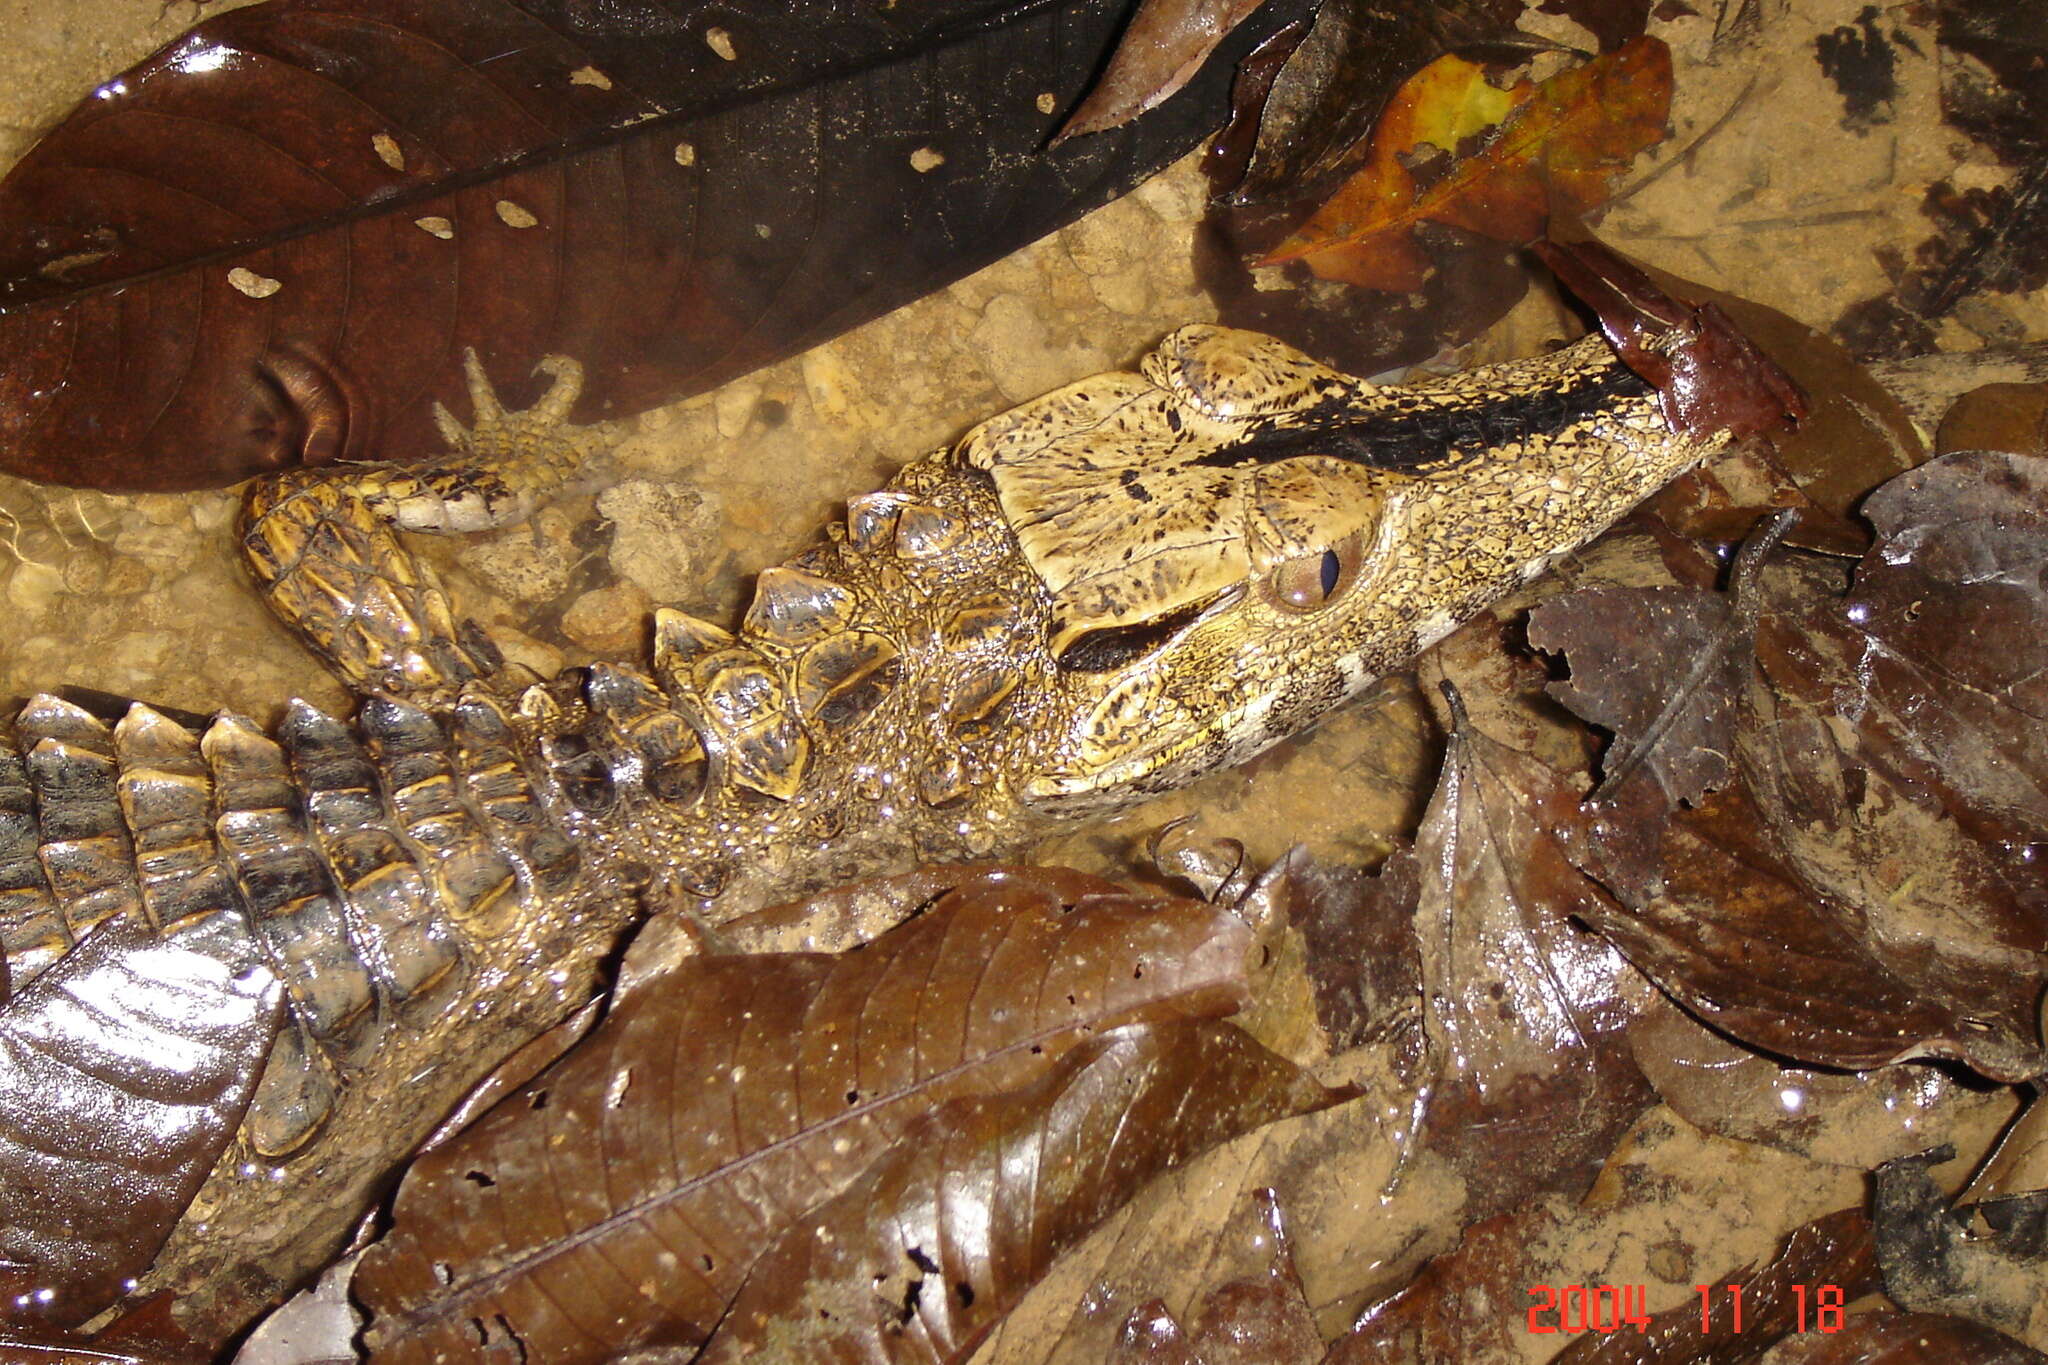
[[954, 322, 1729, 815]]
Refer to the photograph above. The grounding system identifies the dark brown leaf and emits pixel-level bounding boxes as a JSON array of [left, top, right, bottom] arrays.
[[1876, 1150, 2048, 1352], [1058, 0, 1271, 142], [1401, 686, 1656, 1214], [1553, 1208, 1880, 1364], [1765, 1309, 2048, 1365], [0, 913, 280, 1328], [0, 0, 1294, 491], [1833, 448, 2048, 849], [1527, 585, 1748, 807], [699, 1024, 1345, 1363], [355, 869, 1258, 1363]]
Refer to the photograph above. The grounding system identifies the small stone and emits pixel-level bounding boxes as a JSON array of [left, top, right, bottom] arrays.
[[909, 146, 944, 173], [457, 508, 581, 605], [597, 479, 723, 602], [371, 133, 405, 171], [704, 27, 737, 60], [568, 65, 613, 89], [673, 141, 696, 167], [561, 581, 654, 656], [1035, 92, 1057, 115], [415, 217, 455, 240], [495, 200, 539, 229], [228, 267, 282, 298], [5, 562, 63, 612]]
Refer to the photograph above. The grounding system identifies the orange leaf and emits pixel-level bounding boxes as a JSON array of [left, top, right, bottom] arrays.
[[1266, 38, 1674, 293]]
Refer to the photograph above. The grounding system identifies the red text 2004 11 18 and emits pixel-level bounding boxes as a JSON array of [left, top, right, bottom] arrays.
[[1526, 1282, 1849, 1335]]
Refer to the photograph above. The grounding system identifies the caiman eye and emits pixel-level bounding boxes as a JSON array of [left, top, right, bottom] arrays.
[[1264, 531, 1363, 613]]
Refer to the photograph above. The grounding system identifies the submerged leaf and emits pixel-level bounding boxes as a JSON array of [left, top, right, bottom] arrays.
[[1402, 686, 1656, 1213], [1875, 1150, 2048, 1351], [1267, 39, 1673, 291], [0, 0, 1288, 491], [356, 869, 1258, 1363], [700, 1024, 1345, 1363]]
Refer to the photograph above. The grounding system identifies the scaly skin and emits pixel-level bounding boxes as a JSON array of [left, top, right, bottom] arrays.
[[1, 320, 1737, 1341]]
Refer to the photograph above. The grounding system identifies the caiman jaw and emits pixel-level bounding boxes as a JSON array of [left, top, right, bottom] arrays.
[[956, 323, 1726, 814]]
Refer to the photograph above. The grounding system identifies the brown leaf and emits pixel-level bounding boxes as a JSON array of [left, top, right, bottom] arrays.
[[0, 913, 280, 1328], [1058, 0, 1272, 142], [1402, 686, 1656, 1214], [700, 1024, 1346, 1363], [1833, 449, 2048, 849], [1627, 992, 2020, 1170], [1553, 1207, 1880, 1364], [355, 869, 1258, 1363], [1268, 40, 1674, 291], [1101, 1190, 1322, 1365], [1937, 381, 2048, 457], [0, 0, 1287, 491], [1527, 585, 1749, 806], [1765, 1309, 2048, 1364]]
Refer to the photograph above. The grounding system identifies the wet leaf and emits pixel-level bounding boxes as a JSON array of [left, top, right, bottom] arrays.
[[1101, 1192, 1322, 1365], [700, 1025, 1344, 1363], [1058, 0, 1272, 142], [1267, 39, 1673, 291], [1627, 992, 2020, 1171], [1832, 449, 2048, 850], [0, 0, 1291, 492], [0, 913, 280, 1328], [1401, 686, 1656, 1213], [1938, 382, 2048, 457], [1765, 1309, 2048, 1365], [1553, 1207, 1880, 1363], [1527, 585, 1748, 806], [355, 868, 1261, 1363], [1875, 1149, 2048, 1352]]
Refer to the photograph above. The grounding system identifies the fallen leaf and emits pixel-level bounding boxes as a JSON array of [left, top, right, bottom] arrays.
[[699, 1025, 1345, 1363], [1553, 1207, 1880, 1363], [0, 0, 1295, 491], [1401, 685, 1657, 1214], [1057, 0, 1273, 142], [355, 868, 1260, 1362], [1764, 1309, 2048, 1364], [1267, 39, 1674, 292], [0, 910, 280, 1328]]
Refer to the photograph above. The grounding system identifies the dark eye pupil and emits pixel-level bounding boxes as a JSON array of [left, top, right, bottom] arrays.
[[1319, 549, 1341, 598]]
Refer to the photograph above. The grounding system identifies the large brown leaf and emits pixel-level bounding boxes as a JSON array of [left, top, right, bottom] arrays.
[[354, 869, 1258, 1362], [699, 1023, 1345, 1363], [0, 0, 1293, 491]]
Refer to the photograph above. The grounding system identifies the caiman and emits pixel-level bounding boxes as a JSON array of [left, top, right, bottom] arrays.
[[0, 243, 1800, 1343]]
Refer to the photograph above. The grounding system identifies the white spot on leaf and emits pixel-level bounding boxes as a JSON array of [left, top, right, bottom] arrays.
[[371, 132, 405, 171], [909, 146, 945, 173], [228, 267, 282, 299], [674, 141, 696, 166], [414, 216, 455, 240], [569, 64, 613, 89], [704, 26, 737, 60], [1035, 91, 1057, 115]]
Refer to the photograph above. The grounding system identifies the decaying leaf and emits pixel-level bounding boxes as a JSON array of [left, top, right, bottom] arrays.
[[1101, 1191, 1322, 1365], [1267, 39, 1673, 291], [354, 869, 1271, 1362], [1553, 1207, 1880, 1363], [1765, 1310, 2048, 1364], [0, 913, 280, 1328], [700, 1025, 1343, 1363], [1875, 1149, 2048, 1352], [1627, 993, 2021, 1172], [0, 0, 1295, 491], [1399, 686, 1657, 1214], [1057, 0, 1272, 142], [1533, 452, 2048, 1081]]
